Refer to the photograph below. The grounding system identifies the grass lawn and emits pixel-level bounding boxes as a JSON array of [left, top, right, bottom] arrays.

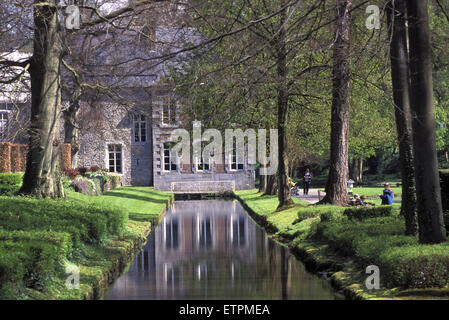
[[235, 188, 449, 299], [235, 189, 346, 241], [0, 186, 172, 300]]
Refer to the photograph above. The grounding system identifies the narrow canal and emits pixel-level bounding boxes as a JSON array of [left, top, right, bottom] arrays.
[[106, 200, 339, 300]]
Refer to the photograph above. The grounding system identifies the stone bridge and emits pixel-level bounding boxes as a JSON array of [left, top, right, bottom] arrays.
[[170, 180, 235, 194]]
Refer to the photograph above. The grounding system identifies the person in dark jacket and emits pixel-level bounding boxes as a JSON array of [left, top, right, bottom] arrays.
[[378, 183, 393, 205], [303, 169, 312, 195]]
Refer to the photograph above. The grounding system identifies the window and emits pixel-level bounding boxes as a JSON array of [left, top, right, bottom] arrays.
[[163, 143, 178, 172], [108, 145, 122, 174], [162, 97, 177, 124], [133, 114, 147, 143], [196, 147, 213, 172], [0, 112, 8, 141], [229, 143, 244, 171]]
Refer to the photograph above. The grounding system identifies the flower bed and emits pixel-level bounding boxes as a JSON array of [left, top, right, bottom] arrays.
[[64, 166, 122, 196]]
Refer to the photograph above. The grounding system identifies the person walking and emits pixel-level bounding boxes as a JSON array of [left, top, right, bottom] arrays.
[[303, 168, 312, 195]]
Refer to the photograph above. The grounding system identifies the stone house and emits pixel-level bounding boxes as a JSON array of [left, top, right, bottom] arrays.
[[0, 4, 255, 192]]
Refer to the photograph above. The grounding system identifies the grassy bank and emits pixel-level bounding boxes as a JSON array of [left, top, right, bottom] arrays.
[[235, 189, 449, 300], [0, 187, 172, 300]]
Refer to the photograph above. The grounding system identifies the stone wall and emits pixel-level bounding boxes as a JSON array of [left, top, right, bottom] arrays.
[[154, 171, 255, 192], [75, 98, 153, 186], [151, 88, 255, 192]]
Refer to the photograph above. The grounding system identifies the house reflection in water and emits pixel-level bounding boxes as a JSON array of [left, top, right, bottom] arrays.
[[106, 200, 336, 300]]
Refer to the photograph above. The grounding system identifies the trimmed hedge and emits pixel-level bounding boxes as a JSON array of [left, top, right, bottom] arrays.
[[313, 214, 449, 289], [379, 243, 449, 288], [314, 216, 405, 256], [0, 230, 72, 292], [0, 184, 20, 196], [0, 173, 22, 186], [0, 197, 128, 247], [343, 205, 392, 220]]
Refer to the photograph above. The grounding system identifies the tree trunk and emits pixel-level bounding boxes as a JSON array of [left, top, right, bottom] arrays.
[[350, 158, 363, 183], [259, 166, 268, 193], [275, 3, 294, 209], [20, 0, 65, 198], [321, 0, 351, 206], [387, 0, 418, 236], [265, 174, 277, 196], [63, 87, 82, 168], [407, 0, 446, 243]]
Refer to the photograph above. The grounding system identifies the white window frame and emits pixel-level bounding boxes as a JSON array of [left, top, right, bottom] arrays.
[[162, 143, 178, 172], [229, 148, 244, 171], [0, 111, 8, 142], [195, 149, 213, 173], [107, 144, 123, 174], [161, 96, 177, 125], [132, 113, 147, 144]]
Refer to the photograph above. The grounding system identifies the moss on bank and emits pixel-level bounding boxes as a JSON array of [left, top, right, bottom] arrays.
[[0, 187, 172, 300], [234, 189, 449, 300]]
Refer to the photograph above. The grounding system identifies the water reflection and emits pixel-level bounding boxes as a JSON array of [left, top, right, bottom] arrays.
[[106, 200, 337, 300]]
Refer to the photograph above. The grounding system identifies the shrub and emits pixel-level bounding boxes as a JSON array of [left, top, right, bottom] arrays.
[[77, 167, 88, 176], [295, 209, 321, 223], [343, 205, 392, 220], [0, 197, 128, 247], [379, 243, 449, 288], [109, 175, 121, 189], [0, 230, 72, 292], [0, 173, 22, 186], [70, 177, 87, 193], [0, 184, 20, 196], [314, 216, 404, 256], [64, 168, 80, 179], [354, 235, 418, 266], [89, 165, 100, 173]]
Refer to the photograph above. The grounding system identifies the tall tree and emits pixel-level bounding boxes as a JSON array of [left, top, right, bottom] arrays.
[[275, 1, 294, 209], [321, 0, 351, 205], [407, 0, 446, 243], [20, 0, 65, 198], [387, 0, 418, 235]]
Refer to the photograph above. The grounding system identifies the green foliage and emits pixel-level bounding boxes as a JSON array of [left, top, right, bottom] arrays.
[[0, 187, 171, 299], [0, 197, 128, 247], [109, 175, 122, 190], [0, 230, 72, 293], [314, 216, 405, 256], [379, 243, 449, 288], [0, 173, 22, 186], [0, 184, 20, 196], [343, 206, 392, 220], [440, 170, 449, 212]]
